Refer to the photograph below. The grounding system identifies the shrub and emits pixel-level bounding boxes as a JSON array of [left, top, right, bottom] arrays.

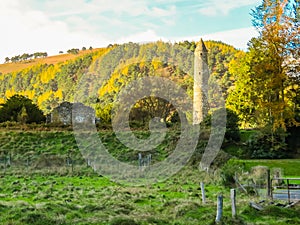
[[21, 213, 60, 225], [220, 159, 245, 187], [225, 109, 240, 142], [201, 108, 240, 142], [247, 131, 288, 159], [110, 217, 140, 225], [0, 95, 45, 124]]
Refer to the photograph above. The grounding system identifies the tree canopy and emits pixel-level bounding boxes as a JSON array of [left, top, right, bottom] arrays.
[[0, 95, 45, 124], [227, 0, 300, 132]]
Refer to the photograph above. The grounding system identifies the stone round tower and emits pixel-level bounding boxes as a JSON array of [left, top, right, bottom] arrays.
[[193, 39, 209, 125]]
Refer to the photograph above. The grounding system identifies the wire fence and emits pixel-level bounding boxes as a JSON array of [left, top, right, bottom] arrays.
[[272, 178, 300, 203], [0, 153, 92, 175], [0, 152, 153, 176]]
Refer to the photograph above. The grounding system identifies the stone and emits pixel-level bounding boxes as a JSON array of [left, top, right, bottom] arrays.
[[50, 102, 95, 125], [72, 102, 95, 125], [51, 102, 72, 125]]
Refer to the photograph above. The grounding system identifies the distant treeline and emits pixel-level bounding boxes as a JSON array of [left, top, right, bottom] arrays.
[[66, 46, 93, 54], [4, 46, 95, 63], [5, 52, 48, 63]]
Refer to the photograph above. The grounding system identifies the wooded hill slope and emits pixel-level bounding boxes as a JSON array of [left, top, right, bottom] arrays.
[[0, 41, 239, 119], [0, 48, 102, 75]]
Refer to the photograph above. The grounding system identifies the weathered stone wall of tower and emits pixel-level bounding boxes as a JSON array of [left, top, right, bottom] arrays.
[[193, 39, 209, 125]]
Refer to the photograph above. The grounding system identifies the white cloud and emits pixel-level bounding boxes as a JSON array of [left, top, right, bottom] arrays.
[[0, 0, 259, 62], [151, 5, 177, 17], [173, 27, 259, 50], [77, 0, 146, 16], [198, 6, 218, 16], [0, 0, 110, 61], [0, 0, 180, 61], [202, 27, 259, 49], [198, 0, 260, 16], [115, 27, 259, 51], [116, 30, 167, 44], [44, 0, 175, 19]]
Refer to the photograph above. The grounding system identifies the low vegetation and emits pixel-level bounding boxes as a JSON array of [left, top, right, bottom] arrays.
[[0, 162, 299, 224], [0, 129, 299, 224]]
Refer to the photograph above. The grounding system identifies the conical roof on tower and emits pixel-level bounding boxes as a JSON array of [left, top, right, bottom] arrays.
[[196, 38, 208, 53]]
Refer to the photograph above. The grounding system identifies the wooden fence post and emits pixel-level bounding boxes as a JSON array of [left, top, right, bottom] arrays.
[[26, 156, 30, 169], [71, 158, 74, 173], [287, 179, 291, 204], [200, 182, 206, 204], [231, 189, 237, 218], [138, 153, 142, 170], [267, 169, 271, 198], [215, 195, 223, 224]]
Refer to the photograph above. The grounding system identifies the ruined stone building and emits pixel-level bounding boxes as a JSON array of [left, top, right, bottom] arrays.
[[50, 102, 95, 125]]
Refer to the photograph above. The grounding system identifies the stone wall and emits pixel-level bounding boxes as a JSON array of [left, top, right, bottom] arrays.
[[51, 102, 72, 125], [72, 103, 95, 124], [51, 102, 95, 125]]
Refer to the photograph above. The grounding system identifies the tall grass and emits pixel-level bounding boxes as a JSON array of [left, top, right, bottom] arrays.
[[0, 130, 299, 224]]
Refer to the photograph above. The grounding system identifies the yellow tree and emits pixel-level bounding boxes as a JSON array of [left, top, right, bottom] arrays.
[[227, 0, 299, 156], [226, 51, 257, 128], [249, 0, 300, 131]]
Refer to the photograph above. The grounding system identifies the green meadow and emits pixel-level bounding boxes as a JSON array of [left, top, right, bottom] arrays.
[[0, 129, 299, 225]]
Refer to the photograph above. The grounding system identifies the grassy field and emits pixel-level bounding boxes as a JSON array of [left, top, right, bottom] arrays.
[[0, 48, 103, 74], [0, 129, 299, 224], [1, 166, 300, 225], [0, 128, 180, 167], [236, 159, 300, 177], [1, 166, 299, 225], [234, 159, 300, 185]]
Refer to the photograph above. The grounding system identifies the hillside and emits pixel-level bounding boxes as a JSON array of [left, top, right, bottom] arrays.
[[0, 48, 104, 75], [0, 41, 239, 118]]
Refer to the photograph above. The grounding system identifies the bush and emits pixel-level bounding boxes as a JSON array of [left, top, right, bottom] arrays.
[[201, 108, 240, 142], [0, 95, 45, 124], [225, 109, 240, 142], [247, 131, 288, 159], [67, 48, 79, 54], [220, 159, 245, 187], [110, 217, 140, 225], [21, 213, 61, 225]]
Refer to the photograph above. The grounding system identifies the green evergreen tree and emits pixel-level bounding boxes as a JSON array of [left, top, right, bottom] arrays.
[[0, 95, 45, 123]]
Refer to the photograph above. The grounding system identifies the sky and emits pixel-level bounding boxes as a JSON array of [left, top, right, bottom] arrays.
[[0, 0, 261, 61]]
